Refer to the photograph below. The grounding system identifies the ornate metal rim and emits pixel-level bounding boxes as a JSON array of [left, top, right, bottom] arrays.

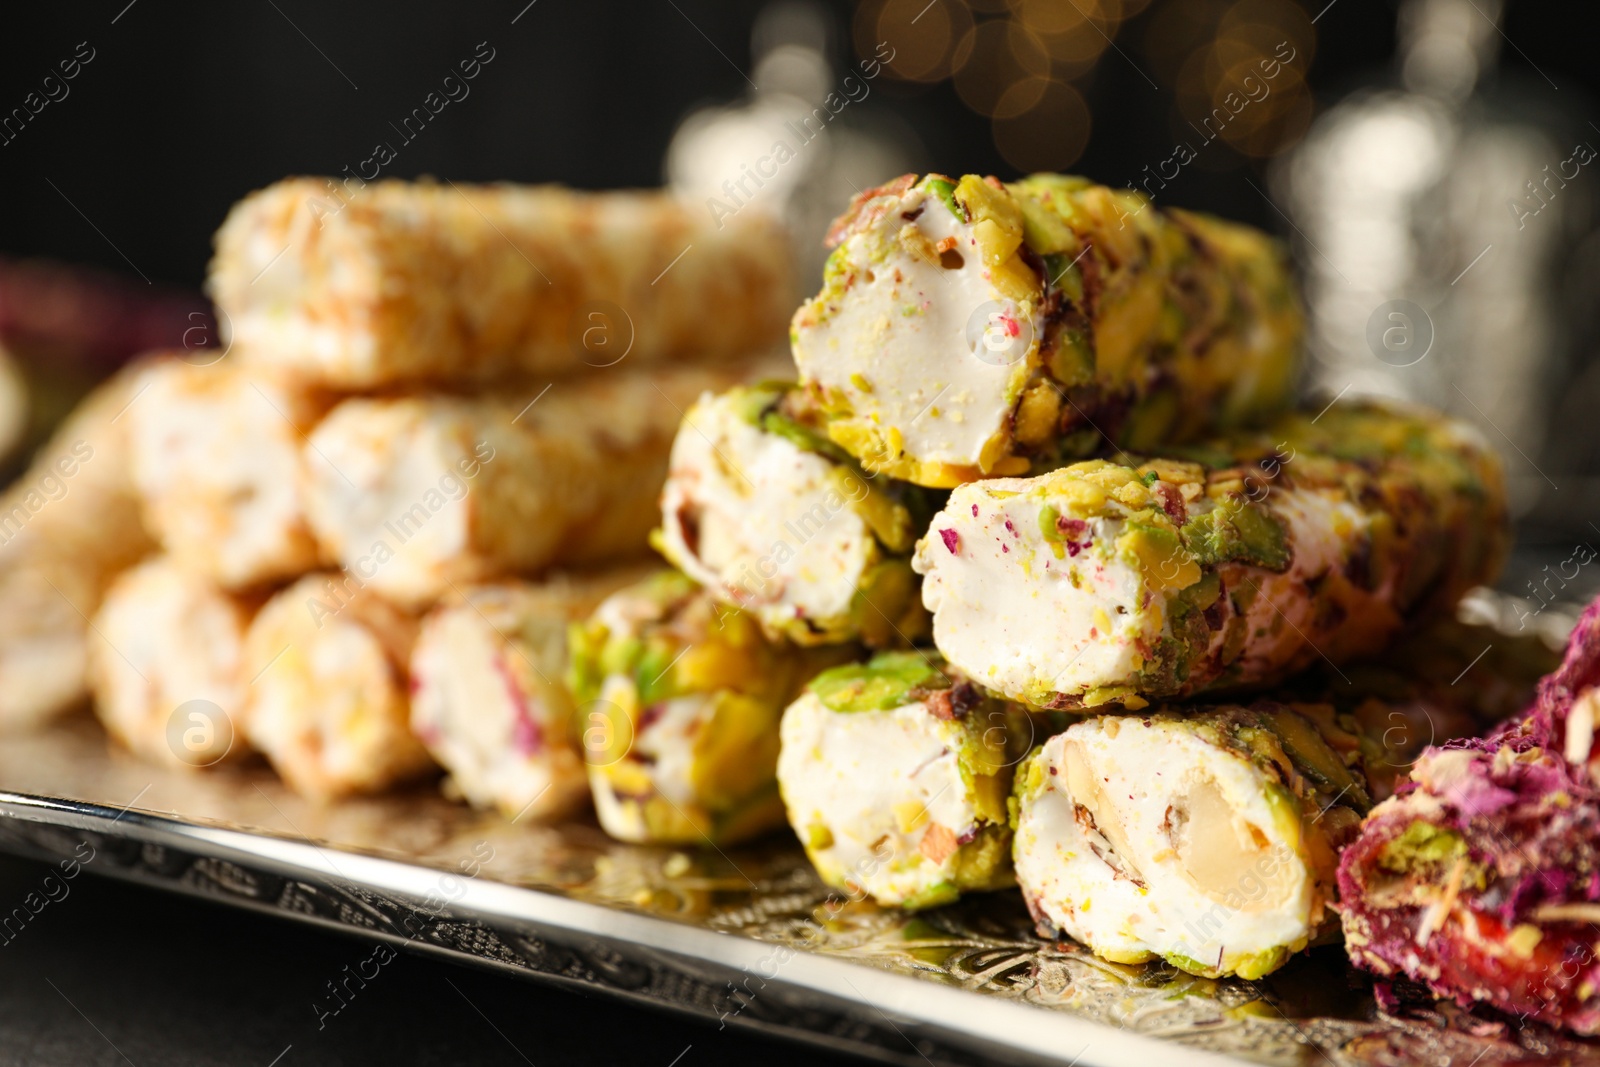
[[0, 790, 1238, 1067]]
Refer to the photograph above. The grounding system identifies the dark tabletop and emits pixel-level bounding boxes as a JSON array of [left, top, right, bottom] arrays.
[[0, 853, 872, 1067]]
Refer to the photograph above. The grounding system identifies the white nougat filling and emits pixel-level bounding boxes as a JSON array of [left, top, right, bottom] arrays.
[[778, 691, 983, 905], [658, 392, 873, 634], [410, 601, 586, 820], [914, 482, 1151, 700], [793, 185, 1035, 469], [1014, 723, 1314, 974], [915, 476, 1374, 704]]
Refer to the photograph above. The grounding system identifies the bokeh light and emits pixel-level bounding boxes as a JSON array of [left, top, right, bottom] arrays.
[[993, 81, 1091, 171], [852, 0, 1317, 175], [1221, 0, 1315, 67], [1010, 0, 1119, 75], [1148, 0, 1318, 161], [855, 0, 976, 82], [954, 20, 1052, 117]]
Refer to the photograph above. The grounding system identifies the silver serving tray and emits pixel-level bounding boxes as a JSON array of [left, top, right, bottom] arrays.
[[1, 593, 1595, 1067]]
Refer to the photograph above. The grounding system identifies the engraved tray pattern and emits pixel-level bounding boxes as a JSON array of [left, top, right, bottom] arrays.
[[1, 592, 1596, 1067]]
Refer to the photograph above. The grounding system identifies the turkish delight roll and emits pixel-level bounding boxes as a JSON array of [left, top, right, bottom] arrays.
[[655, 383, 933, 648], [1014, 701, 1372, 979], [210, 178, 794, 389], [88, 555, 252, 769], [791, 173, 1301, 487], [126, 359, 329, 589], [409, 566, 650, 819], [304, 365, 734, 606], [566, 570, 853, 845], [0, 361, 157, 731], [1338, 597, 1600, 1034], [777, 651, 1029, 909], [914, 400, 1507, 709], [242, 573, 434, 799]]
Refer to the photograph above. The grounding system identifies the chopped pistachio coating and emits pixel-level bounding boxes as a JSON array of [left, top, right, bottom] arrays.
[[1288, 615, 1558, 801], [566, 570, 855, 846], [791, 172, 1302, 488], [1013, 701, 1373, 979], [777, 652, 1032, 908], [914, 399, 1508, 709], [655, 383, 935, 648]]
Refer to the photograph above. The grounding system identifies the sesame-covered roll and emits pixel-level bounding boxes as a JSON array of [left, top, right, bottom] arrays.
[[777, 652, 1030, 909], [242, 573, 434, 799], [655, 383, 934, 648], [791, 173, 1301, 488], [209, 178, 795, 390], [0, 361, 158, 731], [566, 570, 853, 846], [914, 400, 1507, 710], [1014, 701, 1372, 979], [1339, 597, 1600, 1035], [409, 566, 650, 820], [304, 365, 734, 607], [88, 555, 253, 769], [127, 360, 329, 589]]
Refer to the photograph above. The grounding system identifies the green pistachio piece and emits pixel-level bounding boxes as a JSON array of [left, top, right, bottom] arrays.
[[1259, 707, 1365, 808], [1181, 498, 1291, 571], [899, 880, 961, 911], [1377, 821, 1468, 873], [921, 177, 962, 220], [809, 651, 947, 713], [1011, 193, 1080, 256]]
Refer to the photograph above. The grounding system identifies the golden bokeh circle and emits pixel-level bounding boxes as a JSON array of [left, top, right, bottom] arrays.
[[1141, 0, 1232, 83], [1009, 0, 1123, 68], [954, 19, 1052, 117], [1173, 27, 1311, 158], [855, 0, 978, 82], [1008, 0, 1091, 38], [993, 73, 1052, 119], [993, 80, 1091, 172], [1220, 0, 1315, 69]]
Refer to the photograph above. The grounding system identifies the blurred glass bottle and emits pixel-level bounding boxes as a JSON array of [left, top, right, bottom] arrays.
[[664, 0, 923, 290], [1276, 0, 1596, 525]]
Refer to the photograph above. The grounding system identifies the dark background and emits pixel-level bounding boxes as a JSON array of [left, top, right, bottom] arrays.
[[0, 0, 1591, 290]]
